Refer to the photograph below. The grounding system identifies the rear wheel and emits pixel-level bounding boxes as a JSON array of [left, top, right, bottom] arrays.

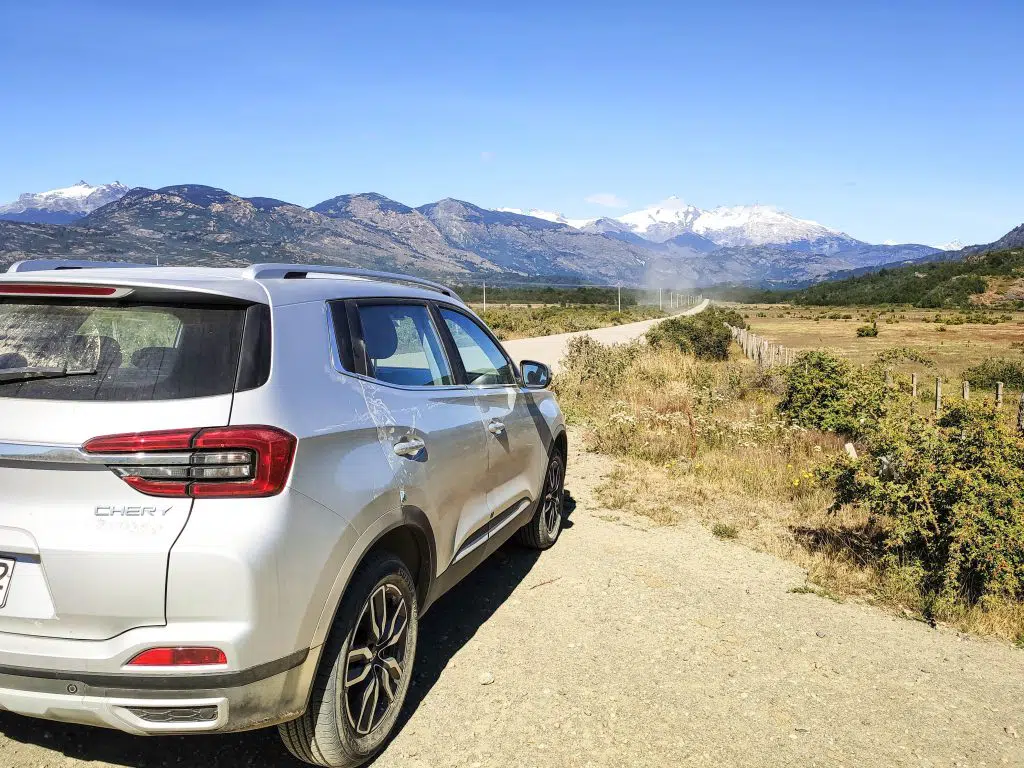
[[516, 449, 565, 550], [279, 552, 418, 767]]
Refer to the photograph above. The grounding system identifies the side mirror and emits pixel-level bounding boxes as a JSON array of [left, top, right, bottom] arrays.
[[520, 360, 551, 389]]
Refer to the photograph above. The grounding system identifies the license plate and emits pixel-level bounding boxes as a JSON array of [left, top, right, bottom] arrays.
[[0, 558, 13, 609]]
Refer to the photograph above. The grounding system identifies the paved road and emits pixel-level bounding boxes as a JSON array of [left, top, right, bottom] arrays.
[[503, 298, 709, 372]]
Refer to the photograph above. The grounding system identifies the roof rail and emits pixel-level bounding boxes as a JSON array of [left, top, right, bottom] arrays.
[[7, 259, 154, 274], [242, 263, 459, 299]]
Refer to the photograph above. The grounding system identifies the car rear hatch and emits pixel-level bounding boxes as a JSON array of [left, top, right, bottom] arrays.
[[0, 279, 269, 640]]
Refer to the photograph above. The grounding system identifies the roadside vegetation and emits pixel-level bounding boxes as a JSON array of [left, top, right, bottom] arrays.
[[555, 319, 1024, 641], [478, 304, 665, 340]]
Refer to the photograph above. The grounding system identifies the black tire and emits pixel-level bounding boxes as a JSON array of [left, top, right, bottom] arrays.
[[516, 449, 566, 550], [279, 552, 418, 768]]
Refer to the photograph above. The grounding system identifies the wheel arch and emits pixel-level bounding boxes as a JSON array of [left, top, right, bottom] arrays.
[[309, 506, 437, 649]]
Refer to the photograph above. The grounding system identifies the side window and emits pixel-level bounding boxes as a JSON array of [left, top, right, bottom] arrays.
[[439, 308, 516, 386], [356, 303, 454, 387]]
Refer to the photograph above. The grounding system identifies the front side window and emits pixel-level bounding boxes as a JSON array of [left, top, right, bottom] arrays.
[[357, 303, 453, 387], [439, 308, 516, 386]]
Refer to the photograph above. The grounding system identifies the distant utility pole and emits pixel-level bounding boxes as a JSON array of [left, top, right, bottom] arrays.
[[617, 286, 621, 313], [482, 281, 487, 312], [659, 288, 663, 310]]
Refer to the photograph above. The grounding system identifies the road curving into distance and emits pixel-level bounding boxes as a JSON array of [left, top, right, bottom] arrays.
[[503, 298, 710, 373]]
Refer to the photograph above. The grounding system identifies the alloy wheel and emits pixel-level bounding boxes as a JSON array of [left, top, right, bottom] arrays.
[[342, 583, 409, 735], [542, 457, 564, 536]]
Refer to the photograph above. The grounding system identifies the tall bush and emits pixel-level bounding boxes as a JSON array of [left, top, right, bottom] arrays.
[[825, 402, 1024, 607], [777, 351, 887, 438], [645, 307, 745, 361]]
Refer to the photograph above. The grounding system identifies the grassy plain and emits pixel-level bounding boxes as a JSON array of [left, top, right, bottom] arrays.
[[730, 303, 1024, 381]]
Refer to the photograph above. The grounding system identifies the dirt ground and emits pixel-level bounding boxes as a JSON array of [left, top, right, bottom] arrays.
[[2, 432, 1023, 767]]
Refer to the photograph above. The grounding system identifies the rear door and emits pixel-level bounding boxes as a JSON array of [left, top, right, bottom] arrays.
[[436, 306, 548, 538], [0, 290, 254, 640]]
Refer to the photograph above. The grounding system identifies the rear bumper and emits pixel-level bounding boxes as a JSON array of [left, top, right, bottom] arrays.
[[0, 647, 319, 734]]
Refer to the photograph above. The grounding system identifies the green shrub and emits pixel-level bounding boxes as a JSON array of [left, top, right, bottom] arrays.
[[645, 307, 744, 361], [856, 321, 879, 337], [964, 358, 1024, 389], [777, 351, 886, 438], [824, 402, 1024, 607]]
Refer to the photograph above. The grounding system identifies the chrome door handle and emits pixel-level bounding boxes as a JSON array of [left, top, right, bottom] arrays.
[[487, 421, 506, 435], [393, 437, 426, 457]]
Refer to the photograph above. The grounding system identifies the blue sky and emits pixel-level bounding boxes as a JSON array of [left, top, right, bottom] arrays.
[[1, 0, 1022, 246]]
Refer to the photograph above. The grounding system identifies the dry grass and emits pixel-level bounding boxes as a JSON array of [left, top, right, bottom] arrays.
[[557, 335, 1024, 642], [729, 302, 1024, 384], [474, 304, 665, 340]]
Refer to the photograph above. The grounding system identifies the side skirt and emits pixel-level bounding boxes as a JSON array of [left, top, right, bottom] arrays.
[[421, 496, 537, 613]]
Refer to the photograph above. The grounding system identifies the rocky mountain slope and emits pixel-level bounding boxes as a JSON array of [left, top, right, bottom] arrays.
[[0, 182, 979, 286]]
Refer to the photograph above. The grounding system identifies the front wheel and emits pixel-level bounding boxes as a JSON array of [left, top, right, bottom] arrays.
[[279, 552, 418, 767], [516, 449, 565, 550]]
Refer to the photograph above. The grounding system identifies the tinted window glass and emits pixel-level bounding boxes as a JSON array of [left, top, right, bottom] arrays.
[[357, 303, 453, 387], [0, 300, 246, 401], [440, 308, 515, 386]]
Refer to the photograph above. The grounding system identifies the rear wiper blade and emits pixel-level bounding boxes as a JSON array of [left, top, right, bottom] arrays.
[[0, 366, 98, 383]]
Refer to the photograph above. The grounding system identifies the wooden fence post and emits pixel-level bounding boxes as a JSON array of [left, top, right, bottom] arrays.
[[911, 372, 918, 398], [997, 381, 1004, 408], [962, 381, 970, 401], [935, 378, 942, 414]]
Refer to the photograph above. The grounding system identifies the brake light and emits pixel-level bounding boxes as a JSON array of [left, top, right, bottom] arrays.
[[127, 647, 227, 667], [83, 426, 296, 498], [0, 283, 133, 298]]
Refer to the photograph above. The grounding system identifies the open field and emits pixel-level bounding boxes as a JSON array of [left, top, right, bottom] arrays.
[[730, 303, 1024, 382]]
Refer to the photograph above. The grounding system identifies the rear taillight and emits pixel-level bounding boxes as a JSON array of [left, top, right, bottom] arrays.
[[83, 426, 296, 498]]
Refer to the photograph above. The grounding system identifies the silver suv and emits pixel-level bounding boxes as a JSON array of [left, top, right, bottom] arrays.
[[0, 261, 567, 767]]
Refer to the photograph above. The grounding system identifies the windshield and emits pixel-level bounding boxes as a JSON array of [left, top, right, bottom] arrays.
[[0, 300, 246, 401]]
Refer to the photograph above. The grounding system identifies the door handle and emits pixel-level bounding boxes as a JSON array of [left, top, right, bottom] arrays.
[[393, 437, 426, 457], [487, 420, 506, 436]]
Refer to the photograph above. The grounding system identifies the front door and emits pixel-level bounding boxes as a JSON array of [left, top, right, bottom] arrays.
[[435, 307, 547, 540]]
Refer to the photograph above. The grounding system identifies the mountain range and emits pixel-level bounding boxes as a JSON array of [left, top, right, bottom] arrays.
[[0, 181, 1007, 287]]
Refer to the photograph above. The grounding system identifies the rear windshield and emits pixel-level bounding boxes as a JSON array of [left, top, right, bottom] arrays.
[[0, 300, 246, 401]]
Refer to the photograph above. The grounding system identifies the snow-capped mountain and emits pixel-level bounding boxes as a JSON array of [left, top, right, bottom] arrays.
[[495, 207, 591, 229], [499, 196, 862, 252], [691, 204, 859, 253], [611, 196, 703, 242], [0, 181, 130, 224], [940, 238, 965, 251]]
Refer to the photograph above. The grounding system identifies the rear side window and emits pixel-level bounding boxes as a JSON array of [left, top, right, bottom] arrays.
[[356, 303, 453, 387], [0, 300, 246, 401]]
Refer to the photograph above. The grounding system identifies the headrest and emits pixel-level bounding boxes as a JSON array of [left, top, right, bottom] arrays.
[[361, 309, 399, 361], [68, 335, 122, 371]]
